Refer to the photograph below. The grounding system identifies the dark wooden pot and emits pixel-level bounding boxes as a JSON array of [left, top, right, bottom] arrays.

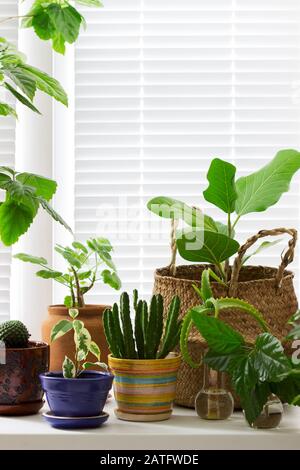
[[0, 341, 49, 416]]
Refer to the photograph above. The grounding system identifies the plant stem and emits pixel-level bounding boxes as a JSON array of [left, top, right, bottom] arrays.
[[232, 214, 241, 231], [216, 262, 226, 281], [72, 267, 85, 307], [69, 280, 76, 307], [224, 213, 232, 281]]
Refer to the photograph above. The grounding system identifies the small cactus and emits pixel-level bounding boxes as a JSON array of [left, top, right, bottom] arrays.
[[104, 291, 182, 360]]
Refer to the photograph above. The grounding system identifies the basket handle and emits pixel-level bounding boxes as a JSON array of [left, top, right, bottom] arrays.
[[229, 228, 298, 297]]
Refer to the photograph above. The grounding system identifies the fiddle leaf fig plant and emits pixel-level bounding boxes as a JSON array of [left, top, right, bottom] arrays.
[[51, 307, 107, 378], [14, 237, 121, 307], [148, 149, 300, 280]]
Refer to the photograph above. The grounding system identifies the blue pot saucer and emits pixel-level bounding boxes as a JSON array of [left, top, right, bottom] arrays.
[[42, 411, 109, 430]]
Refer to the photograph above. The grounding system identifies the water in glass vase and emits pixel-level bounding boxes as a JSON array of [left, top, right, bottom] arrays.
[[195, 364, 234, 420], [251, 394, 283, 429]]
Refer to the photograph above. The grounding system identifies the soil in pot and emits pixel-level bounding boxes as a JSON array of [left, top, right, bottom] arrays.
[[0, 341, 49, 416], [42, 305, 110, 371]]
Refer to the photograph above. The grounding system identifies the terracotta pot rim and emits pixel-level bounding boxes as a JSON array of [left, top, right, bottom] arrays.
[[3, 341, 49, 352], [155, 264, 294, 286], [108, 352, 181, 365], [49, 304, 111, 309]]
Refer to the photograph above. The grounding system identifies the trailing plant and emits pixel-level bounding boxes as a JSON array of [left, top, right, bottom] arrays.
[[103, 291, 182, 360], [147, 149, 300, 280], [0, 167, 71, 245], [0, 1, 102, 117], [14, 237, 121, 307], [180, 269, 300, 425], [50, 307, 107, 378]]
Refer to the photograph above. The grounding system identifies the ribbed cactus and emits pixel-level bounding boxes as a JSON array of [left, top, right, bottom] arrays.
[[103, 291, 182, 360]]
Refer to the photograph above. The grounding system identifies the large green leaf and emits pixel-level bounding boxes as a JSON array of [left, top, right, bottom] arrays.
[[191, 310, 244, 354], [4, 82, 41, 114], [19, 65, 68, 107], [51, 319, 73, 342], [235, 149, 300, 216], [203, 158, 237, 214], [5, 180, 37, 211], [47, 4, 82, 44], [253, 333, 291, 382], [240, 382, 271, 426], [176, 229, 239, 264], [147, 196, 220, 232], [14, 253, 47, 265], [0, 200, 36, 246], [17, 173, 57, 201], [4, 67, 37, 101]]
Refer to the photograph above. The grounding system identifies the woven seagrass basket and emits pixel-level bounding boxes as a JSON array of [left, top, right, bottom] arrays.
[[153, 228, 298, 408]]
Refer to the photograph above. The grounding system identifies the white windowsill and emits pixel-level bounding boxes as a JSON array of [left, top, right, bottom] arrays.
[[0, 401, 300, 450]]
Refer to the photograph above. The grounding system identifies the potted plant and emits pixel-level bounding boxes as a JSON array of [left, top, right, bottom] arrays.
[[15, 238, 121, 370], [40, 308, 113, 429], [147, 150, 300, 407], [181, 280, 300, 428], [103, 291, 182, 422], [0, 320, 49, 415]]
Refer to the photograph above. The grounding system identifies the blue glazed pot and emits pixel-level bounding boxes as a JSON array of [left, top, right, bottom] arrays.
[[39, 371, 113, 417]]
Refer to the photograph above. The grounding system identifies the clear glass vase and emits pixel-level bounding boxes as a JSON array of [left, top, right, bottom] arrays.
[[195, 364, 234, 420], [250, 394, 283, 429]]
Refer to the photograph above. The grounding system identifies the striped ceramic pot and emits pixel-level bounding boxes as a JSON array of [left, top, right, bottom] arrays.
[[108, 353, 181, 422]]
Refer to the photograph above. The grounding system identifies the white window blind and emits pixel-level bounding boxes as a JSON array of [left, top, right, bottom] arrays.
[[74, 0, 300, 305], [0, 1, 18, 320]]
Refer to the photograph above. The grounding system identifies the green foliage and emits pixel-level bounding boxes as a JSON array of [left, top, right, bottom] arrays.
[[147, 150, 300, 280], [242, 239, 282, 265], [23, 0, 101, 55], [235, 149, 300, 216], [203, 158, 237, 214], [179, 270, 300, 425], [103, 291, 182, 360], [0, 37, 68, 116], [0, 167, 70, 246], [51, 308, 107, 378], [180, 268, 269, 368], [15, 237, 121, 308], [191, 313, 244, 354], [176, 229, 239, 268]]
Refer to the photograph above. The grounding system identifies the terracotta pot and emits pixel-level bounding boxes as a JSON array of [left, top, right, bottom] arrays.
[[0, 341, 49, 416], [109, 352, 181, 422], [42, 305, 110, 371]]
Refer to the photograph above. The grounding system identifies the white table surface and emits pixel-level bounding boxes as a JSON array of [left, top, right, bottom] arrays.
[[0, 400, 300, 450]]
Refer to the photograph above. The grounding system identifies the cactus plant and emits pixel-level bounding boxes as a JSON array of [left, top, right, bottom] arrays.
[[103, 291, 182, 360]]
